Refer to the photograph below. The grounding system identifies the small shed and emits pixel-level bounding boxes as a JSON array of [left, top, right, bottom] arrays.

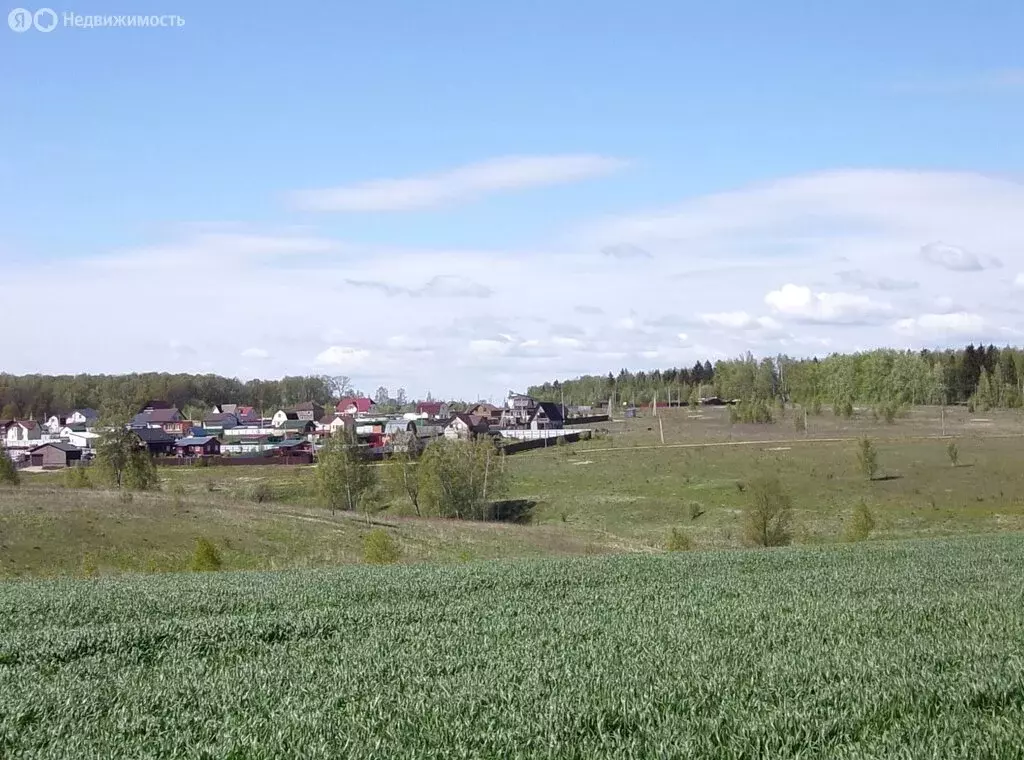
[[174, 436, 221, 457], [28, 442, 83, 468]]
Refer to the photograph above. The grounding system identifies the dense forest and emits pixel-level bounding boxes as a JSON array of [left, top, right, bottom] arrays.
[[528, 345, 1024, 411]]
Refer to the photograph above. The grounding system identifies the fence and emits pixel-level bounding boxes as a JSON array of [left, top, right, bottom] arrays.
[[157, 453, 313, 467], [565, 414, 610, 426], [502, 430, 591, 454]]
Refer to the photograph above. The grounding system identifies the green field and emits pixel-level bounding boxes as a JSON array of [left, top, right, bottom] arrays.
[[3, 405, 1024, 577], [2, 534, 1023, 758]]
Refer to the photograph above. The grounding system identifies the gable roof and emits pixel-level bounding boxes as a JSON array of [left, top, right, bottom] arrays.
[[132, 408, 183, 425], [72, 408, 100, 420], [16, 420, 40, 431], [204, 412, 239, 425], [532, 402, 565, 422], [336, 397, 374, 414], [277, 419, 314, 431], [29, 441, 81, 453], [288, 401, 324, 413], [447, 413, 488, 430], [175, 436, 219, 447], [134, 427, 176, 443], [416, 401, 446, 415]]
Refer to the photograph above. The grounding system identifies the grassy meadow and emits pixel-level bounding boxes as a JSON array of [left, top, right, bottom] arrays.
[[3, 404, 1024, 577], [2, 534, 1024, 758]]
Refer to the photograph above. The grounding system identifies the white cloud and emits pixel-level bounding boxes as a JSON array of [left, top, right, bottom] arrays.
[[920, 242, 1001, 272], [314, 346, 371, 369], [765, 284, 892, 324], [699, 312, 783, 331], [893, 312, 987, 337], [1014, 273, 1024, 289], [240, 347, 270, 360], [5, 168, 1024, 400], [292, 155, 628, 212]]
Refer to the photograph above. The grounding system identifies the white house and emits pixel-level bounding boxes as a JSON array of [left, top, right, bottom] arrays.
[[67, 409, 100, 428], [271, 409, 297, 428], [443, 413, 489, 441], [44, 415, 67, 435], [60, 428, 101, 449], [5, 421, 42, 447]]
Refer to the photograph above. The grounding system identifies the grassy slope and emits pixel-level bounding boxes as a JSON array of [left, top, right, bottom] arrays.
[[2, 535, 1023, 758], [2, 405, 1024, 577]]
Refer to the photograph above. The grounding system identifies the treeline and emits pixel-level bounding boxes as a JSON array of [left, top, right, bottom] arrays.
[[0, 373, 347, 420], [529, 345, 1024, 410]]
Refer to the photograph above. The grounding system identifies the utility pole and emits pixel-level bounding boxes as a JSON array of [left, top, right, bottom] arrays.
[[658, 416, 665, 445]]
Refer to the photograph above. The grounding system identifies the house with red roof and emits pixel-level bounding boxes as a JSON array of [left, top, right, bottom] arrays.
[[415, 401, 450, 419], [336, 397, 375, 415]]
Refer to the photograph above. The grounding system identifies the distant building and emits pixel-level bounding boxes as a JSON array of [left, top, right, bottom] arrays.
[[415, 401, 450, 419], [174, 436, 221, 457], [287, 401, 324, 422], [134, 427, 177, 456], [271, 409, 299, 427], [467, 402, 502, 425], [444, 413, 490, 441], [28, 442, 82, 468], [203, 412, 241, 434], [67, 408, 100, 427], [5, 420, 41, 447], [528, 402, 565, 430], [336, 397, 375, 416], [131, 408, 189, 437]]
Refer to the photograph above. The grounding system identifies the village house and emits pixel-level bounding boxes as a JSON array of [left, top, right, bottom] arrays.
[[134, 427, 177, 456], [174, 436, 221, 458], [336, 397, 375, 416], [203, 412, 241, 434], [60, 427, 100, 449], [316, 413, 353, 438], [67, 408, 100, 428], [467, 402, 502, 425], [271, 409, 298, 427], [444, 413, 490, 441], [500, 392, 538, 428], [287, 401, 324, 422], [276, 419, 315, 439], [415, 401, 450, 419], [27, 441, 82, 468], [131, 407, 190, 437], [44, 415, 67, 435], [528, 402, 565, 430], [5, 420, 41, 447]]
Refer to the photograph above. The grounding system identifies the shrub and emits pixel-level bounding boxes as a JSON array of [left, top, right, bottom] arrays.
[[190, 537, 222, 572], [875, 401, 898, 425], [0, 449, 20, 486], [250, 482, 274, 503], [687, 500, 705, 521], [845, 500, 876, 542], [666, 527, 694, 551], [729, 398, 773, 424], [809, 398, 823, 416], [118, 490, 134, 504], [835, 400, 854, 419], [946, 441, 959, 467], [742, 475, 792, 548], [63, 466, 92, 489], [857, 438, 879, 481], [363, 529, 401, 565], [793, 410, 807, 433]]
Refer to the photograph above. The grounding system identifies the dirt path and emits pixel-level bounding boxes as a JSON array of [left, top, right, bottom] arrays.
[[574, 432, 1024, 455]]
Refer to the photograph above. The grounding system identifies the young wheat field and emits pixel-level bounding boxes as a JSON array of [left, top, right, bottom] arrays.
[[2, 533, 1023, 758]]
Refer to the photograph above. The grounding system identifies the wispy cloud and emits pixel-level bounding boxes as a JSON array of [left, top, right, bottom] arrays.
[[345, 275, 492, 298], [291, 154, 629, 212], [920, 241, 1001, 272]]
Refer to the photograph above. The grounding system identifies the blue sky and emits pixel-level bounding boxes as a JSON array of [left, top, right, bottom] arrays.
[[2, 1, 1023, 399]]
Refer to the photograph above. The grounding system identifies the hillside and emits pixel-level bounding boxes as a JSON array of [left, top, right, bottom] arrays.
[[2, 534, 1023, 758]]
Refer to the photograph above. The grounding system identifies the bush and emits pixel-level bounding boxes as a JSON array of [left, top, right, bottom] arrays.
[[687, 500, 705, 521], [0, 449, 20, 485], [729, 398, 773, 424], [363, 529, 401, 565], [946, 441, 959, 467], [63, 466, 92, 489], [857, 437, 879, 481], [249, 482, 274, 503], [190, 537, 222, 571], [793, 410, 807, 433], [742, 475, 792, 547], [845, 500, 876, 542], [666, 527, 694, 551], [118, 490, 134, 504], [874, 401, 898, 425], [835, 400, 854, 419]]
